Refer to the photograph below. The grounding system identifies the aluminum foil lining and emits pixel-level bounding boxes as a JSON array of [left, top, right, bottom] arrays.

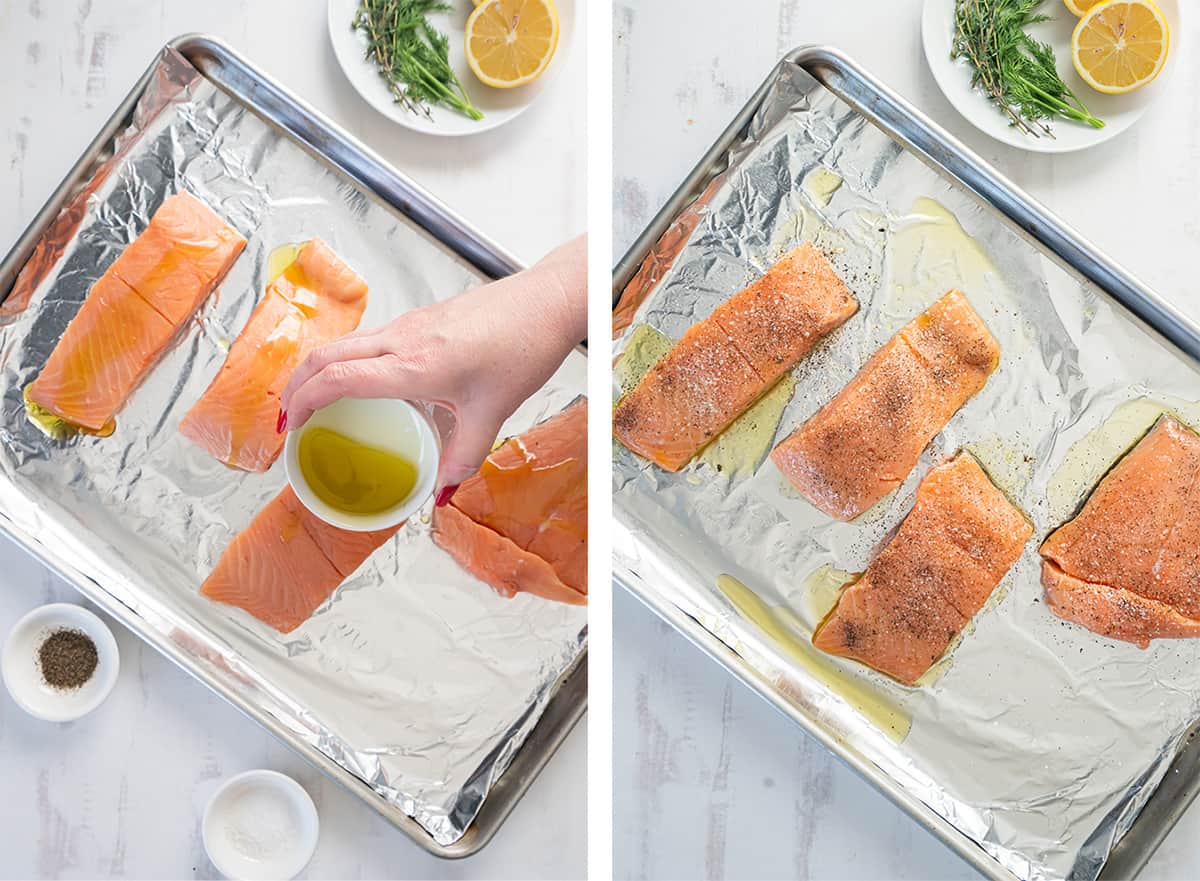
[[0, 48, 586, 847], [612, 60, 1200, 881]]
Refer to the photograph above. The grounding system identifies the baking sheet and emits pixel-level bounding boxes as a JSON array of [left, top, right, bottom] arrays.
[[0, 47, 586, 847], [613, 58, 1200, 881]]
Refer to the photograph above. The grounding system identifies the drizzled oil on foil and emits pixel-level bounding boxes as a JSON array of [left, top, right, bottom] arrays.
[[613, 60, 1200, 881], [0, 49, 585, 846]]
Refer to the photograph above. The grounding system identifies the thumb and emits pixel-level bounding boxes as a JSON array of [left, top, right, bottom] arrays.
[[436, 410, 505, 497]]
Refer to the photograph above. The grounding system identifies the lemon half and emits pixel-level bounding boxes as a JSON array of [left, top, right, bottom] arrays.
[[465, 0, 560, 89], [1072, 0, 1170, 94]]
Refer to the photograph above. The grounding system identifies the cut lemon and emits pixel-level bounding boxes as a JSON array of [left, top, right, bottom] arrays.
[[1064, 0, 1105, 15], [465, 0, 560, 89], [1072, 0, 1170, 94]]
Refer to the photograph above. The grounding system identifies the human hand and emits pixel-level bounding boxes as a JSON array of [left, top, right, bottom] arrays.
[[278, 235, 586, 503]]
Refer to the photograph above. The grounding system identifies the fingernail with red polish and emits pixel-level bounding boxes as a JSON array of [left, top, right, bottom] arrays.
[[435, 484, 459, 508], [276, 409, 287, 434]]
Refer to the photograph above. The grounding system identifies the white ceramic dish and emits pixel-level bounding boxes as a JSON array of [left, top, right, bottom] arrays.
[[202, 770, 319, 881], [327, 0, 574, 136], [284, 397, 440, 532], [1, 603, 120, 722], [922, 0, 1180, 153]]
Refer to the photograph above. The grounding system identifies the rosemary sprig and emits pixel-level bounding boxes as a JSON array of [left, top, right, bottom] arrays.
[[353, 0, 483, 121], [952, 0, 1103, 137]]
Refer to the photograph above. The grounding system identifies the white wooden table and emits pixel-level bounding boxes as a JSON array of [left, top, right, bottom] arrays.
[[0, 1, 585, 878], [613, 1, 1200, 878]]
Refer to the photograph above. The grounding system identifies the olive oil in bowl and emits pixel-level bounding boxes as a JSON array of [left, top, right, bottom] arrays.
[[284, 397, 439, 531], [298, 427, 419, 516]]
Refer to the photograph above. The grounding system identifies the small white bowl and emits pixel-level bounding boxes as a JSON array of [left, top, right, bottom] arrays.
[[2, 603, 120, 722], [284, 397, 440, 532], [202, 770, 319, 881]]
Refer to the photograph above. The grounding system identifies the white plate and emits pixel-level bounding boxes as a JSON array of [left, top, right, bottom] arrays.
[[327, 0, 574, 136], [922, 0, 1180, 153], [2, 603, 120, 722]]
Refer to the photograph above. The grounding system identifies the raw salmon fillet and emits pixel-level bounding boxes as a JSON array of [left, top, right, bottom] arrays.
[[813, 453, 1031, 685], [1040, 416, 1200, 647], [201, 485, 401, 632], [179, 239, 368, 471], [432, 505, 585, 606], [433, 399, 587, 604], [772, 290, 998, 521], [613, 243, 858, 471], [27, 192, 245, 431]]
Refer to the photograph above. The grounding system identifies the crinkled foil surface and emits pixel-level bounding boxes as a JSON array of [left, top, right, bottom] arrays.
[[0, 49, 586, 847], [613, 60, 1200, 881]]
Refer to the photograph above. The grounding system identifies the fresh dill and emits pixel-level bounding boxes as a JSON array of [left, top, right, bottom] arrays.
[[952, 0, 1103, 137], [353, 0, 483, 121]]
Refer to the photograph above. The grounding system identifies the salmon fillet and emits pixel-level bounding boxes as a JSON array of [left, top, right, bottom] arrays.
[[434, 400, 587, 603], [201, 485, 401, 632], [813, 453, 1031, 685], [1040, 416, 1200, 647], [432, 505, 586, 606], [27, 192, 245, 431], [108, 191, 247, 324], [613, 243, 858, 471], [179, 239, 368, 471], [1042, 563, 1200, 647], [772, 290, 999, 521]]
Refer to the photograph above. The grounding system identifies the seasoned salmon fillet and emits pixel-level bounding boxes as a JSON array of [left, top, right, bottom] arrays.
[[711, 242, 860, 386], [772, 290, 998, 521], [1040, 416, 1200, 647], [613, 243, 858, 471], [612, 320, 763, 472], [813, 453, 1031, 685], [27, 192, 245, 431], [201, 486, 400, 632], [179, 240, 368, 471], [1042, 563, 1200, 647], [434, 400, 587, 603]]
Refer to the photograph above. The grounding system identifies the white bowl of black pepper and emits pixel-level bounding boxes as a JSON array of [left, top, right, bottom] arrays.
[[2, 603, 119, 722]]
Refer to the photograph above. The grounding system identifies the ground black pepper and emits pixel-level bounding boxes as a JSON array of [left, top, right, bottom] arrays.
[[37, 628, 98, 690]]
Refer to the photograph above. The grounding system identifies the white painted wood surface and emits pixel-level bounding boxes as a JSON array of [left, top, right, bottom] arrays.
[[612, 1, 1200, 878], [0, 1, 585, 878]]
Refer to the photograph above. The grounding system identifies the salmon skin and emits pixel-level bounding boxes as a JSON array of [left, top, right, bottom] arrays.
[[613, 243, 858, 471], [201, 485, 401, 632], [813, 453, 1031, 685], [27, 192, 245, 431], [772, 290, 998, 521], [179, 239, 368, 471], [433, 399, 587, 604], [1040, 416, 1200, 647]]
